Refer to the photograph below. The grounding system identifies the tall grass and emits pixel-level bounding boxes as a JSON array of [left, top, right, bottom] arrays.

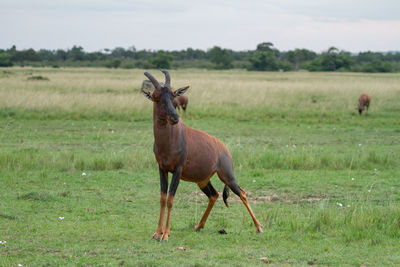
[[1, 68, 399, 120]]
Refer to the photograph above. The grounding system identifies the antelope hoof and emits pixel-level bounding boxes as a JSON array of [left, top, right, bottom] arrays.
[[194, 224, 204, 232], [152, 232, 162, 241], [256, 228, 264, 234], [160, 233, 169, 242]]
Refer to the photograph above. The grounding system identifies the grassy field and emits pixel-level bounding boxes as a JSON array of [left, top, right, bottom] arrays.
[[1, 68, 400, 266]]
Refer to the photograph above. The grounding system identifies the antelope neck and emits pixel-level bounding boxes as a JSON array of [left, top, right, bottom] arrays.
[[153, 103, 169, 127]]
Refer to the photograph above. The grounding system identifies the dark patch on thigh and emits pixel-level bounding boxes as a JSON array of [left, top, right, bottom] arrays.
[[217, 151, 235, 180], [200, 181, 218, 198], [217, 151, 241, 196]]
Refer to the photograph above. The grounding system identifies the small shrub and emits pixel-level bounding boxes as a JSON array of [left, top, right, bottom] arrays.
[[92, 158, 107, 171], [18, 192, 56, 201], [27, 75, 49, 81], [0, 214, 18, 220], [74, 159, 85, 171], [112, 159, 124, 170], [58, 191, 71, 197]]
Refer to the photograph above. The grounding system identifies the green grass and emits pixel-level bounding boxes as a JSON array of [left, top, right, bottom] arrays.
[[1, 68, 400, 266]]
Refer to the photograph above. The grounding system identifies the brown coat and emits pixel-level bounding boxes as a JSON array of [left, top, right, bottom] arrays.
[[358, 94, 370, 115], [173, 95, 188, 112]]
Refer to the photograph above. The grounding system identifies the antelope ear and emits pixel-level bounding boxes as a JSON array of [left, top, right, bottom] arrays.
[[141, 89, 153, 101], [173, 86, 190, 97]]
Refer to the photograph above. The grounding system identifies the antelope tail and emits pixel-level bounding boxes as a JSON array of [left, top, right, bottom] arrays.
[[223, 185, 230, 207]]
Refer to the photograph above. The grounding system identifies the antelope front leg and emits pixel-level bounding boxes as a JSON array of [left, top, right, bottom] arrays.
[[153, 168, 168, 240], [161, 167, 181, 241]]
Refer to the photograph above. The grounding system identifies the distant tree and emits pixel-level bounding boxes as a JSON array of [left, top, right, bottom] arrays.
[[256, 42, 274, 52], [150, 50, 172, 69], [69, 45, 85, 61], [278, 61, 293, 71], [0, 53, 13, 67], [2, 44, 400, 72], [248, 50, 279, 71], [37, 49, 55, 61], [106, 59, 122, 68], [7, 45, 17, 61], [12, 48, 38, 65], [111, 47, 126, 58], [256, 42, 281, 59], [248, 43, 280, 71], [360, 60, 393, 73], [125, 46, 136, 58], [231, 50, 248, 61], [193, 49, 207, 59], [356, 51, 384, 63], [384, 52, 400, 62], [24, 49, 38, 61], [86, 51, 106, 61], [286, 48, 317, 70], [327, 46, 338, 54], [170, 50, 184, 61], [307, 47, 352, 71], [55, 49, 67, 65], [208, 46, 233, 69], [186, 48, 195, 59], [134, 49, 152, 60]]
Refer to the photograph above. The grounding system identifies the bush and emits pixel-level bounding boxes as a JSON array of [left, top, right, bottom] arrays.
[[209, 46, 233, 69], [360, 60, 393, 73], [248, 51, 279, 71], [149, 51, 172, 69], [278, 61, 294, 71], [0, 53, 13, 67], [27, 75, 49, 81], [105, 59, 122, 68]]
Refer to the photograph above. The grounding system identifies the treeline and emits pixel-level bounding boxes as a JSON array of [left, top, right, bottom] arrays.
[[1, 42, 399, 72]]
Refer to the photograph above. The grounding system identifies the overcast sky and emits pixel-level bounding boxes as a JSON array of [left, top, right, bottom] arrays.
[[1, 0, 399, 53]]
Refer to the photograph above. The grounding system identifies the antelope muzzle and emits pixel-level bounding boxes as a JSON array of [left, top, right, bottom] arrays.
[[169, 114, 179, 124]]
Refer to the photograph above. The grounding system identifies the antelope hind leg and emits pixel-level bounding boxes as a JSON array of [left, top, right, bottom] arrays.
[[195, 181, 219, 231]]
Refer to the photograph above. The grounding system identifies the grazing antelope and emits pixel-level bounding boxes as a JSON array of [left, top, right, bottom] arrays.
[[173, 95, 188, 114], [142, 79, 164, 91], [141, 70, 263, 241], [358, 94, 371, 115]]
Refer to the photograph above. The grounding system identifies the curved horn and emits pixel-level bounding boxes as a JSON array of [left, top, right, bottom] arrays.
[[144, 71, 162, 90], [160, 69, 170, 88]]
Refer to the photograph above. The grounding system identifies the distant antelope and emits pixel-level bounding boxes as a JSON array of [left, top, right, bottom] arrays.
[[173, 95, 188, 114], [141, 70, 262, 241], [141, 80, 164, 90], [358, 94, 371, 115]]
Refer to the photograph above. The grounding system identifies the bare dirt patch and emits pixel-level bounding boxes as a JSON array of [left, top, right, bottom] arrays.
[[187, 190, 329, 205]]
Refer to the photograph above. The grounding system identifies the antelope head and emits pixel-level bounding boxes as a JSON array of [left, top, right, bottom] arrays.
[[142, 70, 189, 125], [358, 102, 364, 115]]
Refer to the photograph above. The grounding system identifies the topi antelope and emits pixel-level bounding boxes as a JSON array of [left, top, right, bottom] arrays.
[[358, 94, 370, 115], [141, 70, 263, 241], [173, 95, 188, 114]]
